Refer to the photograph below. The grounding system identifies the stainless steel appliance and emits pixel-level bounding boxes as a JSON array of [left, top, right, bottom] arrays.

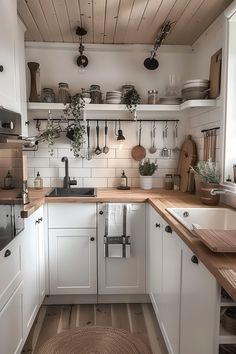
[[0, 107, 26, 251]]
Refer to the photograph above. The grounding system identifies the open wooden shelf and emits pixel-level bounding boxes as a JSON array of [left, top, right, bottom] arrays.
[[219, 324, 236, 345], [27, 99, 216, 112]]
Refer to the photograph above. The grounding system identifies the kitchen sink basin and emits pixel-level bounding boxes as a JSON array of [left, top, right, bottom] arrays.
[[46, 187, 97, 197], [166, 207, 236, 231]]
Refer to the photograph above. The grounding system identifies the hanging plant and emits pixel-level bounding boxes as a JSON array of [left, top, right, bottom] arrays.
[[39, 113, 60, 156], [123, 88, 141, 119], [64, 93, 86, 157]]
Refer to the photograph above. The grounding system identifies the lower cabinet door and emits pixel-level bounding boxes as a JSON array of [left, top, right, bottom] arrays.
[[180, 243, 219, 354], [49, 229, 97, 295], [98, 203, 146, 294], [161, 224, 182, 354], [0, 281, 24, 354]]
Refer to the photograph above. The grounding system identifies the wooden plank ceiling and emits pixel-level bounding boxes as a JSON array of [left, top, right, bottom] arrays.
[[17, 0, 233, 45]]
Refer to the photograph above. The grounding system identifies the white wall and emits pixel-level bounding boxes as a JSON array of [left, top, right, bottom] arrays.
[[25, 44, 191, 188], [188, 14, 226, 165]]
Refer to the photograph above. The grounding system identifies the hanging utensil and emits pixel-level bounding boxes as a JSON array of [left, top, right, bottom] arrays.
[[172, 122, 180, 153], [86, 121, 92, 160], [161, 121, 169, 157], [131, 121, 146, 161], [95, 121, 102, 155], [149, 121, 157, 154], [103, 121, 109, 154]]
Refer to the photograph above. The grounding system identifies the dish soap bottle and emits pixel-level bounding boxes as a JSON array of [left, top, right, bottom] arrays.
[[4, 170, 13, 189], [117, 170, 130, 190], [34, 171, 43, 189]]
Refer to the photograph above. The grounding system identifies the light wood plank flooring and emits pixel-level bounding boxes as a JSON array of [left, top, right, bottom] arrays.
[[22, 303, 168, 354]]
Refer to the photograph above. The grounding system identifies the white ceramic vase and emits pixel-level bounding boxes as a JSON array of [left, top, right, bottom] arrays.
[[140, 176, 153, 190]]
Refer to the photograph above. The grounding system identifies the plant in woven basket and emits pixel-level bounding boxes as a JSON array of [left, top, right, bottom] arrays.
[[64, 93, 86, 157], [123, 88, 141, 119], [139, 158, 158, 176], [191, 160, 221, 184]]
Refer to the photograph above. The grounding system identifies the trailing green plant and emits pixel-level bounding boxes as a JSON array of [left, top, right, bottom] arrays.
[[64, 93, 86, 157], [123, 88, 141, 117], [139, 158, 158, 176], [191, 161, 221, 184], [40, 114, 60, 156]]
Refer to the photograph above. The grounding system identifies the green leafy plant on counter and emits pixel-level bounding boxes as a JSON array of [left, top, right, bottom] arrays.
[[64, 93, 86, 157], [191, 160, 221, 184], [139, 158, 158, 176], [123, 88, 141, 119]]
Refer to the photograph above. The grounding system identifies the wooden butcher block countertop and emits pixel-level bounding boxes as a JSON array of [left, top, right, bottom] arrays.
[[21, 187, 236, 301]]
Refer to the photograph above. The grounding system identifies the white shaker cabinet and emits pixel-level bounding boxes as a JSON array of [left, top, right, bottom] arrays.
[[148, 205, 163, 314], [48, 204, 97, 295], [0, 0, 18, 112], [97, 203, 146, 295], [22, 206, 45, 335], [180, 242, 219, 354], [161, 223, 182, 354], [0, 281, 24, 354]]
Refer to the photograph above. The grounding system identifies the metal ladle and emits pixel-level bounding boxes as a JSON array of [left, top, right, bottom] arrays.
[[149, 121, 157, 154], [161, 121, 170, 157], [95, 121, 102, 155], [103, 121, 109, 154]]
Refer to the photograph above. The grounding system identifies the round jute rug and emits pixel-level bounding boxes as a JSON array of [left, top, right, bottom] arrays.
[[38, 326, 151, 354]]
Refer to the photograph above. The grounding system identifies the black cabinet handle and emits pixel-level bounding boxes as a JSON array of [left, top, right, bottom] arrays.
[[4, 249, 11, 257], [99, 211, 103, 215], [90, 237, 95, 241], [38, 217, 43, 222], [0, 65, 4, 72], [191, 255, 199, 264], [155, 223, 161, 228], [165, 225, 172, 233]]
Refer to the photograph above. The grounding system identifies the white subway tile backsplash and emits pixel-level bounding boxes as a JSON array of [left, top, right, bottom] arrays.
[[108, 159, 132, 168], [58, 167, 91, 178], [92, 168, 116, 177], [28, 177, 51, 188], [35, 148, 58, 158], [28, 157, 50, 168], [115, 168, 139, 178], [83, 159, 107, 168], [57, 148, 75, 158], [92, 149, 116, 159], [84, 177, 107, 187], [116, 149, 132, 159], [107, 177, 120, 187]]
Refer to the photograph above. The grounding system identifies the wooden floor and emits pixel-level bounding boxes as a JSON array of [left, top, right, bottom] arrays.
[[22, 303, 168, 354]]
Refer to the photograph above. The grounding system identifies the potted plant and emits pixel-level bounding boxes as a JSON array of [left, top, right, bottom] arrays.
[[64, 93, 86, 157], [139, 158, 158, 190], [39, 113, 61, 156], [191, 161, 221, 205], [123, 88, 141, 120]]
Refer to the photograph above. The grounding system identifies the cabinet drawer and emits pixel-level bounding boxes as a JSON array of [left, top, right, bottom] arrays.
[[0, 238, 22, 311], [48, 203, 96, 228]]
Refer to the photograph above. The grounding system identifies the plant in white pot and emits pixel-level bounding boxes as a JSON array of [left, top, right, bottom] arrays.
[[139, 158, 158, 190], [191, 160, 221, 205]]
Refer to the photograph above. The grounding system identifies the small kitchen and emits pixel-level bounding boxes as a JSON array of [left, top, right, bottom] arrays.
[[1, 1, 236, 354]]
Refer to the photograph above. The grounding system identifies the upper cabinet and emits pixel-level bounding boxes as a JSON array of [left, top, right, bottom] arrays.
[[0, 0, 18, 111]]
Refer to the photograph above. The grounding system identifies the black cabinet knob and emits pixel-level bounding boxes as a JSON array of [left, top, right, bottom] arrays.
[[4, 249, 11, 257], [90, 237, 95, 241], [191, 255, 199, 264], [0, 65, 4, 72], [155, 223, 161, 228], [99, 211, 103, 215], [165, 225, 172, 233]]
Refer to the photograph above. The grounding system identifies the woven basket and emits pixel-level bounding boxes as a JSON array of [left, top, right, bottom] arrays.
[[221, 307, 236, 335]]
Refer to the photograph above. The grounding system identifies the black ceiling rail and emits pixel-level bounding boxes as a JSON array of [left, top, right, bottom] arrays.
[[201, 127, 220, 133], [33, 118, 179, 123]]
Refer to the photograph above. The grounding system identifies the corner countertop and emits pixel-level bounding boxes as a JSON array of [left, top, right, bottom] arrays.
[[19, 187, 236, 301]]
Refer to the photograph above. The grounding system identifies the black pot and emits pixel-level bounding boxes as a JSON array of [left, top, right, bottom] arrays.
[[66, 128, 74, 141]]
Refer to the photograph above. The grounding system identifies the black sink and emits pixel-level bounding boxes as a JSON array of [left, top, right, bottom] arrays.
[[46, 187, 97, 197]]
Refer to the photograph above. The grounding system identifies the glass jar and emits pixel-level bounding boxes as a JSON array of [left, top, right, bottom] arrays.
[[165, 174, 173, 190], [121, 84, 134, 103], [90, 85, 102, 104], [58, 82, 70, 104], [41, 88, 56, 103], [148, 90, 158, 104], [173, 174, 180, 191]]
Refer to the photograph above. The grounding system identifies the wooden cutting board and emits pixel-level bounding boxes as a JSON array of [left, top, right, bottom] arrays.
[[193, 229, 236, 252], [209, 48, 222, 99], [177, 135, 197, 192]]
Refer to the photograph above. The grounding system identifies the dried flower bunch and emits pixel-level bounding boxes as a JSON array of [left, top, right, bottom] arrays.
[[139, 158, 158, 176], [191, 160, 221, 184]]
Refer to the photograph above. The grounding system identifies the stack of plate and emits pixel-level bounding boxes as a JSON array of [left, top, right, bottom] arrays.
[[159, 97, 182, 105], [182, 79, 210, 101], [106, 91, 122, 104]]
